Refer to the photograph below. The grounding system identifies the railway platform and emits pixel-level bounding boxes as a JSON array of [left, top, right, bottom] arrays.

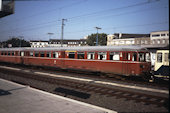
[[0, 78, 116, 113]]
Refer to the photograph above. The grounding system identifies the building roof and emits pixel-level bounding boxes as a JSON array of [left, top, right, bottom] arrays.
[[0, 45, 148, 52], [141, 44, 169, 49], [49, 39, 87, 44], [113, 33, 150, 39], [49, 39, 86, 41], [30, 40, 49, 42], [150, 30, 169, 33]]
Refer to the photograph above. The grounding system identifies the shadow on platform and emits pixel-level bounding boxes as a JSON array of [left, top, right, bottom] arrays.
[[0, 89, 11, 96], [54, 87, 91, 99]]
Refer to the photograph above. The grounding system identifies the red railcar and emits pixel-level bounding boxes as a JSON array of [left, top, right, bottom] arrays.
[[0, 46, 151, 77]]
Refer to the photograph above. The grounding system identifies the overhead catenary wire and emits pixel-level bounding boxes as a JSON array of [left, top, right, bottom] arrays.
[[0, 0, 167, 41], [67, 0, 160, 20], [9, 21, 166, 41], [65, 6, 167, 26], [0, 0, 87, 25], [0, 5, 166, 34], [0, 0, 160, 28]]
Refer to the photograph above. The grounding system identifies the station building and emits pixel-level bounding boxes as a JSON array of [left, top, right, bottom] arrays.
[[150, 30, 169, 45], [30, 40, 49, 48], [107, 33, 150, 46], [48, 39, 87, 47], [107, 30, 169, 68], [30, 39, 87, 48]]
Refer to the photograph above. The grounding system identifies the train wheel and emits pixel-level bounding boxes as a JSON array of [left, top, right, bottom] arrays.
[[149, 75, 154, 82], [142, 73, 152, 82]]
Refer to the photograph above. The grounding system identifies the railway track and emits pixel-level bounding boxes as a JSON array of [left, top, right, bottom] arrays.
[[0, 65, 168, 108], [0, 62, 169, 88]]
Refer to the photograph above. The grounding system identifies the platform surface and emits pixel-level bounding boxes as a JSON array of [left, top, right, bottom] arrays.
[[0, 78, 116, 113]]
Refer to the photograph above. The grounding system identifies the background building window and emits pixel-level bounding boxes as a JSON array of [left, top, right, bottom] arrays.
[[162, 39, 165, 44], [157, 40, 160, 44], [152, 34, 160, 37], [161, 34, 166, 36]]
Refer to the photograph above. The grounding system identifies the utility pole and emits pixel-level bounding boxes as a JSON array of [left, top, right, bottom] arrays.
[[61, 19, 67, 47], [95, 27, 101, 46], [19, 36, 24, 47]]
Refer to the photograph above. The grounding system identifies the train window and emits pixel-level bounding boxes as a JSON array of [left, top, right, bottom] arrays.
[[40, 52, 45, 57], [122, 52, 128, 60], [77, 52, 84, 59], [164, 53, 169, 62], [68, 52, 75, 59], [8, 52, 11, 56], [145, 53, 150, 62], [35, 52, 39, 57], [25, 52, 30, 56], [53, 52, 59, 58], [157, 53, 162, 63], [87, 52, 95, 59], [138, 53, 145, 62], [46, 52, 51, 57], [110, 52, 120, 60], [55, 52, 59, 58], [4, 52, 7, 55], [128, 53, 130, 60], [132, 53, 137, 61], [1, 52, 3, 55], [53, 52, 55, 58], [14, 52, 16, 56], [98, 52, 106, 60], [30, 52, 33, 57], [12, 52, 14, 56], [21, 52, 24, 56]]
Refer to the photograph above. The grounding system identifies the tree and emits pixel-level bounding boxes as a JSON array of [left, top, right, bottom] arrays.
[[2, 37, 31, 48], [86, 33, 107, 46]]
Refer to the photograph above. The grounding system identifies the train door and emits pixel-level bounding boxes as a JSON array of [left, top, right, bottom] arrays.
[[20, 51, 24, 64], [154, 51, 163, 78], [154, 50, 169, 79], [52, 51, 60, 67], [122, 52, 131, 75], [60, 51, 65, 68]]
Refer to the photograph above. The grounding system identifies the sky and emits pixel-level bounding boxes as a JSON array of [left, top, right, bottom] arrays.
[[0, 0, 169, 42]]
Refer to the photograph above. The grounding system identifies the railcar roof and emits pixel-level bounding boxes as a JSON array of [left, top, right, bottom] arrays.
[[0, 45, 148, 52]]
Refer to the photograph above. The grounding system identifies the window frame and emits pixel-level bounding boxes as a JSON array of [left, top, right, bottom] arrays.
[[68, 52, 75, 59], [110, 52, 120, 61], [77, 52, 85, 59], [157, 52, 162, 63], [87, 52, 95, 60]]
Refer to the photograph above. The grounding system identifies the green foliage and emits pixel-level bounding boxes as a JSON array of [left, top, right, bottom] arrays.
[[1, 37, 31, 48], [87, 33, 107, 46]]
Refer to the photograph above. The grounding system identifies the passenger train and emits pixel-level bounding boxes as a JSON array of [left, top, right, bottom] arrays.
[[154, 50, 169, 80], [0, 46, 152, 78]]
